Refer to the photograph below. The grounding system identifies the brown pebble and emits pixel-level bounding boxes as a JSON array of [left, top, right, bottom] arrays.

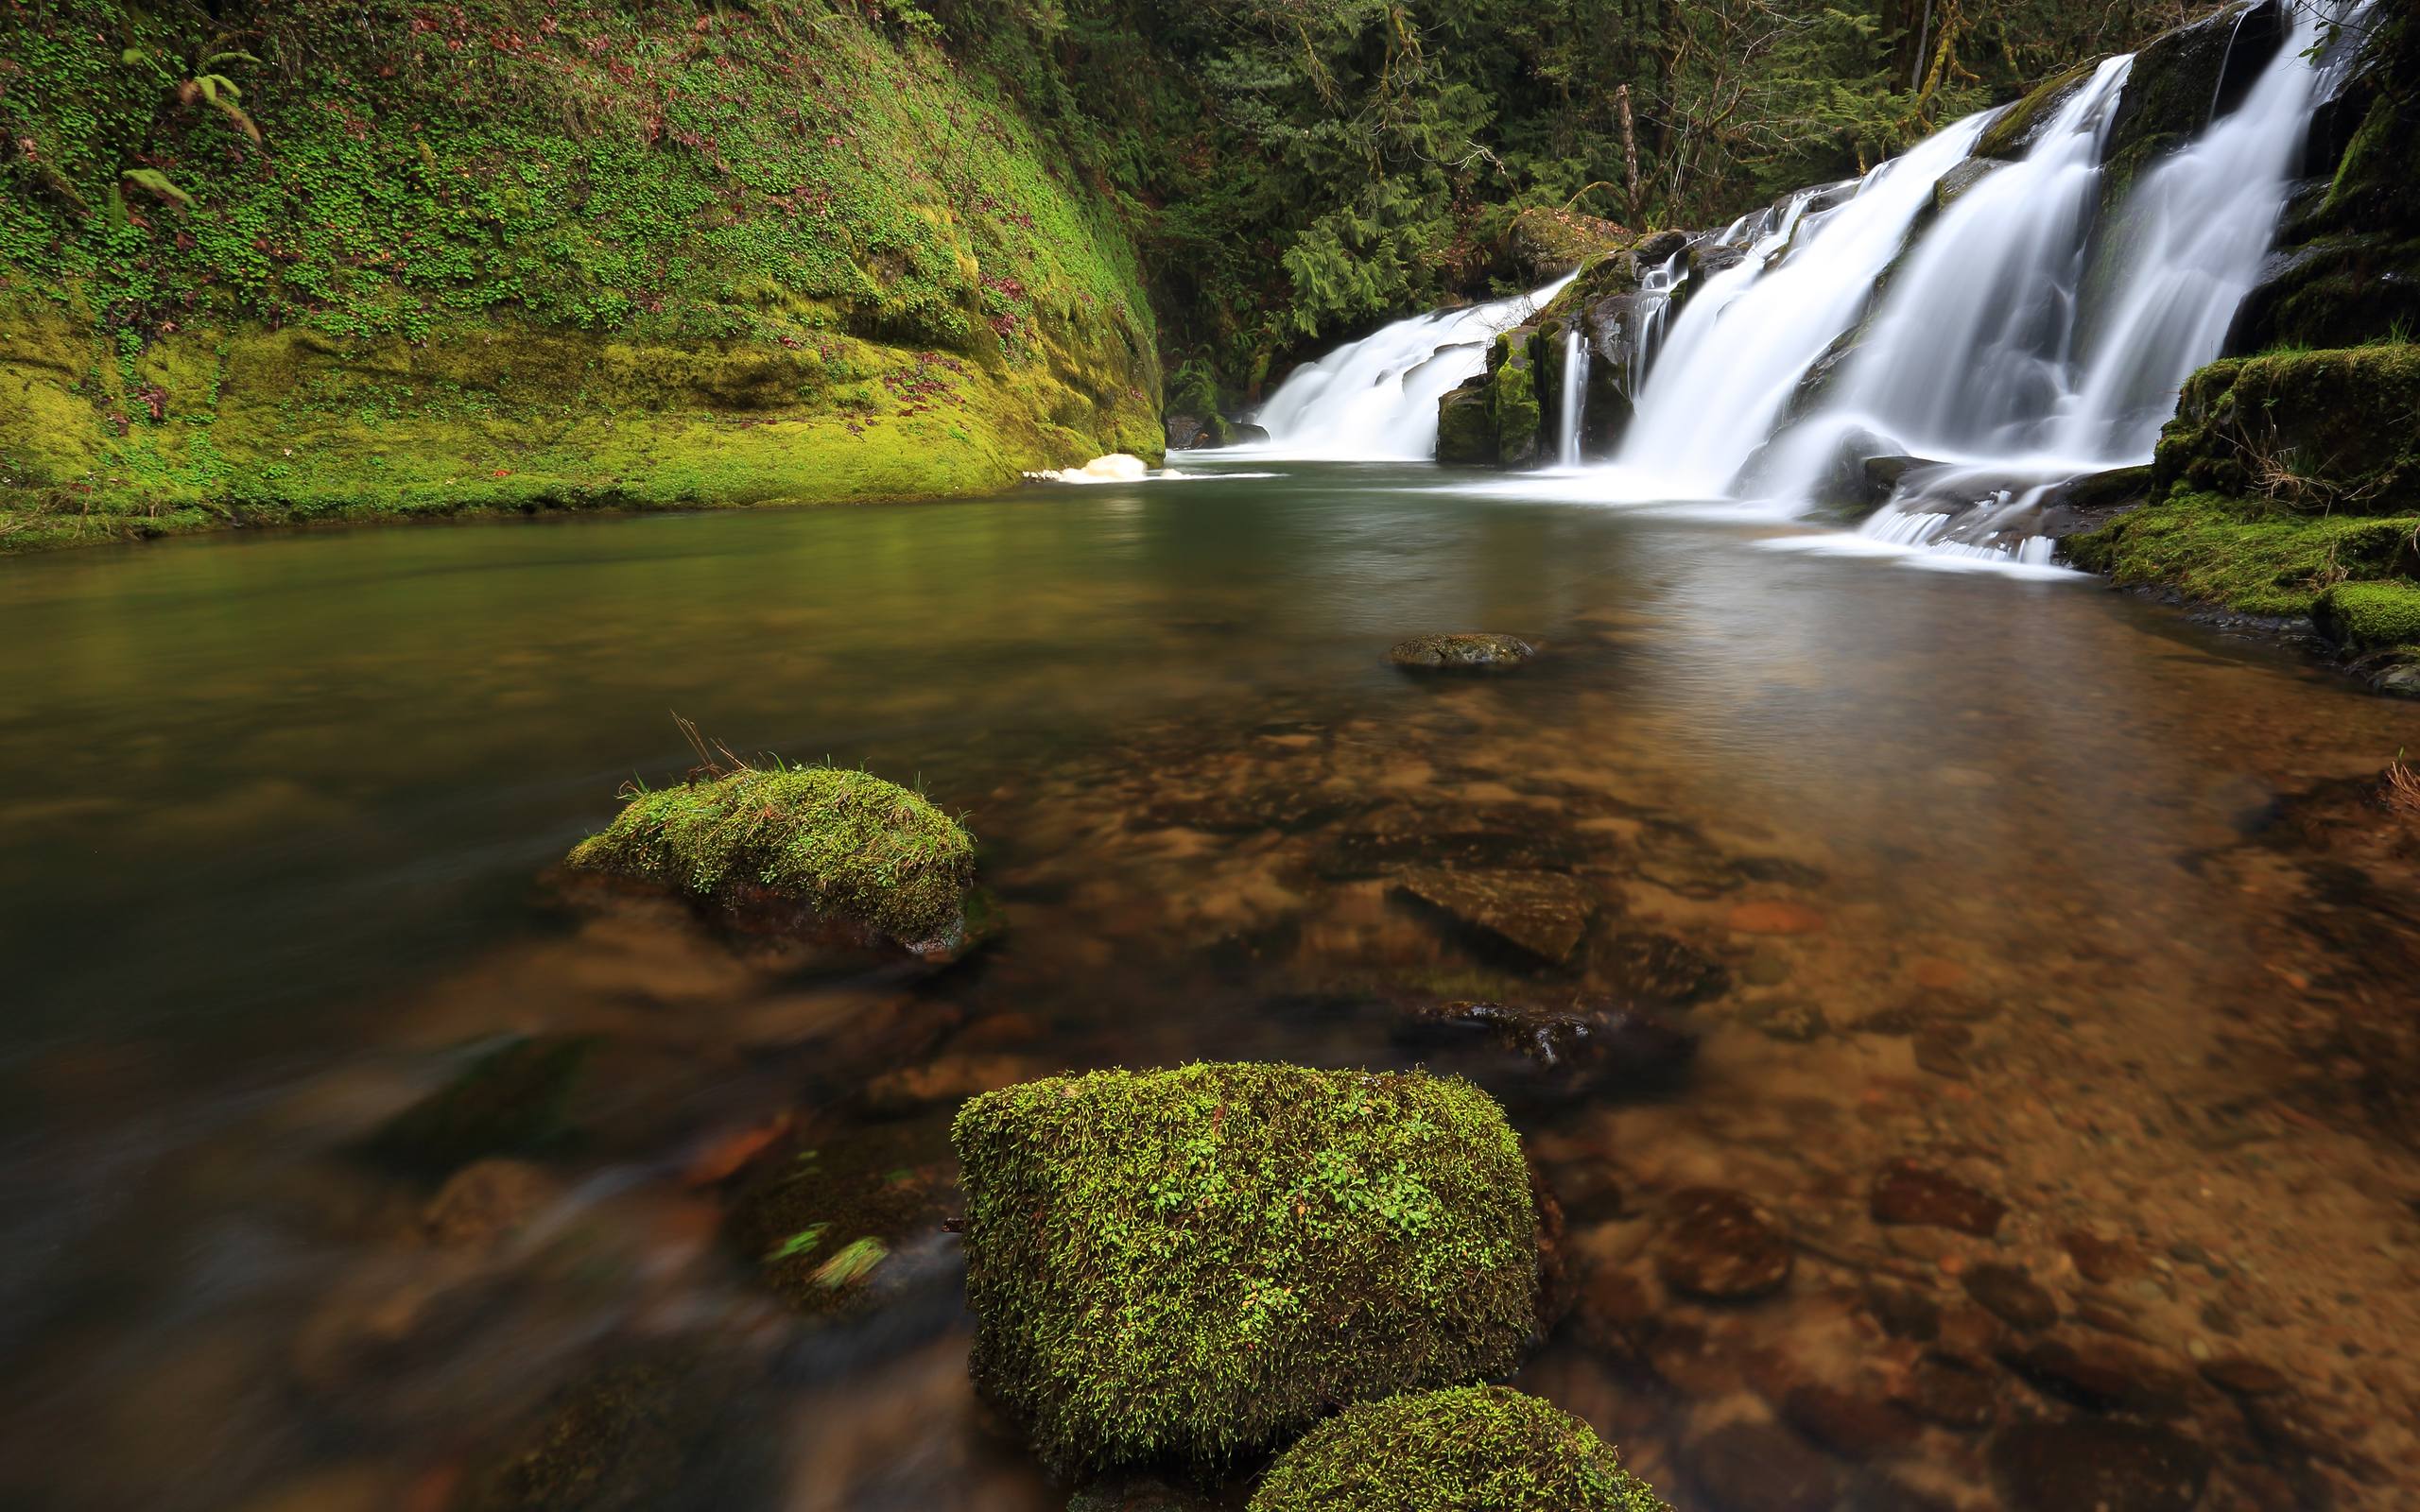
[[2059, 1228, 2139, 1283], [2201, 1356, 2290, 1397], [1726, 900, 1827, 936], [1685, 1421, 1844, 1512], [1865, 1281, 1941, 1342], [421, 1159, 559, 1249], [1871, 1160, 2007, 1237], [1898, 1350, 1998, 1429], [1997, 1336, 2192, 1415], [1962, 1263, 2058, 1332], [1780, 1382, 1921, 1456], [1655, 1187, 1793, 1302]]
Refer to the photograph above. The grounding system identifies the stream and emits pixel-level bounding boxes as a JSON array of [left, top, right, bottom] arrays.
[[4, 463, 2418, 1508]]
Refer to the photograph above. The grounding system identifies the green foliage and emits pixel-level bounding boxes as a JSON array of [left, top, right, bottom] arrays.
[[1247, 1385, 1672, 1512], [565, 762, 977, 947], [951, 1061, 1538, 1476], [2065, 489, 2420, 622]]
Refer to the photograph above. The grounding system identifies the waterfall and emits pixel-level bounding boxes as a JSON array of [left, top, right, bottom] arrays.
[[1555, 328, 1589, 468], [1248, 274, 1575, 459], [1599, 118, 1988, 498]]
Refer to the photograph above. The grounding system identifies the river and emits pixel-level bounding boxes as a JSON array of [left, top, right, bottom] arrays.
[[3, 463, 2417, 1508]]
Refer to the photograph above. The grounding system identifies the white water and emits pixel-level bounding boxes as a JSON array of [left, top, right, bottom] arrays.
[[1555, 328, 1589, 468], [1247, 275, 1575, 459], [1255, 0, 2353, 571], [1600, 118, 1986, 498]]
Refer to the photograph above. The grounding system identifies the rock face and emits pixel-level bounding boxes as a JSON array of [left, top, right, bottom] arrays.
[[1388, 632, 1537, 670], [564, 763, 978, 955], [1247, 1385, 1671, 1512], [952, 1063, 1538, 1474]]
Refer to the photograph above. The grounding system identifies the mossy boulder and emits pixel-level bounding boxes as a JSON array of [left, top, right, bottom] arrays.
[[565, 765, 977, 954], [952, 1063, 1539, 1475], [2316, 580, 2420, 652], [1489, 330, 1545, 468], [1246, 1385, 1671, 1512], [1436, 377, 1499, 465], [2065, 488, 2420, 624], [2150, 345, 2420, 514], [1497, 206, 1634, 284]]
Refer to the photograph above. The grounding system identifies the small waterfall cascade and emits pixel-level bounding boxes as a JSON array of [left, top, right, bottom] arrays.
[[1248, 274, 1575, 459], [1249, 0, 2361, 571], [1555, 328, 1589, 468]]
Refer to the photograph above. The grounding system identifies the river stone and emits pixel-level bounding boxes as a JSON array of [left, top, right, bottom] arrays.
[[1777, 1382, 1921, 1456], [1683, 1421, 1843, 1512], [1389, 631, 1536, 669], [1989, 1421, 2211, 1512], [1898, 1350, 1998, 1429], [1962, 1263, 2058, 1332], [1322, 802, 1590, 877], [1869, 1160, 2006, 1237], [1655, 1186, 1792, 1301], [2199, 1356, 2289, 1397], [1392, 868, 1596, 964], [366, 1035, 595, 1177], [1397, 999, 1698, 1104], [1595, 930, 1732, 1005], [1996, 1336, 2193, 1415]]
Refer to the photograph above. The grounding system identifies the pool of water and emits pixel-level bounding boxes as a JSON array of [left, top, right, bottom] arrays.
[[4, 462, 2417, 1509]]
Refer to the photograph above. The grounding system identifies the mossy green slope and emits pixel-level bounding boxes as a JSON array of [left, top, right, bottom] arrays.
[[0, 0, 1160, 552], [1247, 1386, 1670, 1512], [951, 1063, 1538, 1476], [566, 765, 976, 948]]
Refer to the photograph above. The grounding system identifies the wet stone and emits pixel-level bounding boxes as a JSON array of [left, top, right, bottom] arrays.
[[1778, 1382, 1921, 1456], [2200, 1356, 2290, 1397], [1322, 804, 1589, 878], [1725, 900, 1827, 936], [1865, 1281, 1942, 1341], [1898, 1350, 1998, 1429], [1740, 999, 1830, 1042], [1594, 930, 1732, 1005], [1397, 998, 1698, 1104], [1685, 1421, 1845, 1512], [1388, 631, 1535, 669], [1655, 1186, 1793, 1301], [1870, 1160, 2007, 1238], [1989, 1420, 2212, 1512], [1392, 868, 1597, 965], [1962, 1263, 2058, 1332], [422, 1159, 561, 1250], [2061, 1227, 2140, 1282], [1997, 1336, 2193, 1415], [366, 1035, 594, 1177], [1576, 1265, 1658, 1361]]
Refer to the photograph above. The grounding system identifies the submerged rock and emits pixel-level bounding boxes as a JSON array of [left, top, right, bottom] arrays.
[[1395, 997, 1698, 1103], [1869, 1160, 2007, 1237], [1388, 631, 1536, 669], [564, 764, 977, 957], [367, 1035, 594, 1177], [1248, 1385, 1671, 1512], [1392, 867, 1596, 965], [451, 1355, 762, 1512], [1989, 1420, 2211, 1512], [1654, 1186, 1792, 1301], [952, 1063, 1537, 1474], [722, 1119, 960, 1322]]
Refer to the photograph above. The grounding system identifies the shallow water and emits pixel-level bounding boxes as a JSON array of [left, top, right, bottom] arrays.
[[4, 463, 2418, 1510]]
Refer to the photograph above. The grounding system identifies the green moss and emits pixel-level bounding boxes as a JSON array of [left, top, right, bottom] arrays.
[[565, 764, 976, 949], [2065, 488, 2420, 620], [1488, 331, 1542, 469], [0, 1, 1161, 552], [1974, 54, 2108, 161], [952, 1062, 1538, 1476], [2317, 580, 2420, 652], [1246, 1385, 1670, 1512], [2150, 344, 2420, 513], [1436, 378, 1496, 466]]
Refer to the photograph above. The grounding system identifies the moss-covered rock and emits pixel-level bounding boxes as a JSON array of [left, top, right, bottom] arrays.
[[1387, 632, 1536, 670], [1497, 207, 1634, 284], [1489, 329, 1545, 469], [1436, 377, 1498, 466], [1246, 1385, 1670, 1512], [565, 765, 977, 954], [2064, 488, 2420, 621], [2150, 345, 2420, 514], [1974, 55, 2111, 162], [2316, 580, 2420, 652], [952, 1062, 1538, 1475]]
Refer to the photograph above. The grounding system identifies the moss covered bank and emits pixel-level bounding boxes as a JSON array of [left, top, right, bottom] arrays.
[[0, 0, 1161, 553]]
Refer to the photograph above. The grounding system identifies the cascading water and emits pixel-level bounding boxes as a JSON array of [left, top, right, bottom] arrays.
[[1251, 0, 2360, 572], [1599, 119, 1987, 498], [1555, 329, 1589, 469], [1247, 274, 1574, 459]]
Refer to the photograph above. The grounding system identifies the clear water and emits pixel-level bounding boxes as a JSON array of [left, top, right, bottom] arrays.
[[5, 468, 2419, 1508]]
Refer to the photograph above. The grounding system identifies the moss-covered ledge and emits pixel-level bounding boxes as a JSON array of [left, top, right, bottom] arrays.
[[951, 1062, 1538, 1476]]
